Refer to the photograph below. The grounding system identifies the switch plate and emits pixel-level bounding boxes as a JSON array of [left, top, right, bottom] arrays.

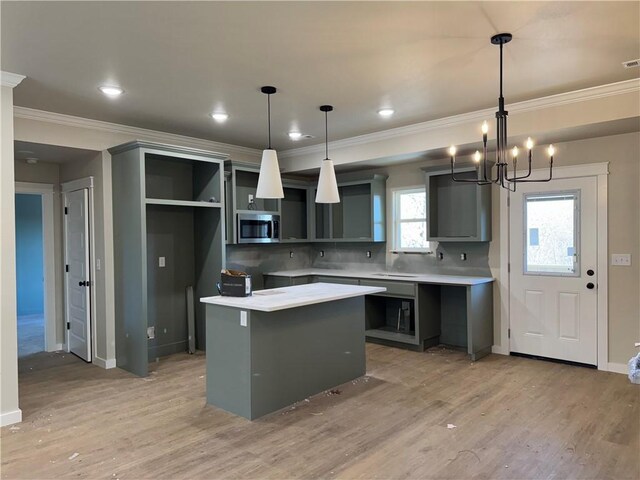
[[611, 254, 631, 266], [96, 259, 101, 271], [248, 194, 254, 204], [366, 251, 372, 258], [147, 326, 155, 339], [240, 311, 248, 327], [159, 256, 166, 268]]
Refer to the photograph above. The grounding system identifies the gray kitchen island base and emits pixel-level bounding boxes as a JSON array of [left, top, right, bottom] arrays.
[[205, 296, 366, 420]]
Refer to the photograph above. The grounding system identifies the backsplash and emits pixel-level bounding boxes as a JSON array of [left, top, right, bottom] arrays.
[[226, 241, 491, 288]]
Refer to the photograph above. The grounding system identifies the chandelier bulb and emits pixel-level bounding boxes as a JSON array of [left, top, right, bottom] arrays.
[[473, 150, 481, 163], [548, 144, 555, 157], [448, 145, 457, 157], [511, 146, 519, 158], [481, 121, 489, 135], [525, 137, 534, 150]]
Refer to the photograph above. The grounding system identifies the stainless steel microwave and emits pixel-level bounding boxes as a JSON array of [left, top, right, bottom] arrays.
[[237, 213, 280, 243]]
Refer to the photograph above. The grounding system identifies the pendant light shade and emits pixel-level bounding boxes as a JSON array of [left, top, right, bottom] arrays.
[[256, 86, 284, 199], [315, 105, 340, 204], [256, 148, 284, 198]]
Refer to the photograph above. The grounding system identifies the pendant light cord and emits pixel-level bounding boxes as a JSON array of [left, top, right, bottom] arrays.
[[267, 93, 272, 149], [325, 110, 329, 160]]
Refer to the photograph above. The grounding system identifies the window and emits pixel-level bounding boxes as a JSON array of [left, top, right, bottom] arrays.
[[524, 191, 579, 276], [392, 187, 428, 251]]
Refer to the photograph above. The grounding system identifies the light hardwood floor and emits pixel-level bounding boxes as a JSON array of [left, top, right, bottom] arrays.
[[1, 345, 638, 479]]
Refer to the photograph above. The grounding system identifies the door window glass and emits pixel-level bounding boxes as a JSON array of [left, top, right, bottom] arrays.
[[524, 192, 579, 276]]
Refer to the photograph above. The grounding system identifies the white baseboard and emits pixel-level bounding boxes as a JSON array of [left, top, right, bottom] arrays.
[[0, 409, 22, 427], [46, 343, 64, 352], [93, 356, 116, 369], [606, 362, 629, 375], [491, 345, 509, 355]]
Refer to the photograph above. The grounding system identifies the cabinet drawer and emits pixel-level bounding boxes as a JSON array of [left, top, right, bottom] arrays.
[[314, 276, 360, 285], [359, 279, 416, 297]]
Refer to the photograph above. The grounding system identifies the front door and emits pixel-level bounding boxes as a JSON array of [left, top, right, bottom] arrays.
[[509, 176, 598, 365], [64, 188, 92, 362]]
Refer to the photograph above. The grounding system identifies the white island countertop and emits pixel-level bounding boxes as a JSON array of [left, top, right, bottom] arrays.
[[200, 282, 386, 312], [264, 268, 494, 286]]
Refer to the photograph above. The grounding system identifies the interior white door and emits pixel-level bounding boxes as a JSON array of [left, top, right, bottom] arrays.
[[65, 188, 92, 362], [509, 176, 598, 365]]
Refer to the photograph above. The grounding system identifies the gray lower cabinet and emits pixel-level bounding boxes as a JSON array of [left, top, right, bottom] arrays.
[[424, 167, 491, 242], [263, 272, 494, 360], [110, 141, 226, 377]]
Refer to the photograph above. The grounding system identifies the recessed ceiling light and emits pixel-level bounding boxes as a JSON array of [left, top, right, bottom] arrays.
[[288, 132, 303, 140], [210, 112, 229, 122], [99, 85, 124, 97], [378, 108, 395, 118]]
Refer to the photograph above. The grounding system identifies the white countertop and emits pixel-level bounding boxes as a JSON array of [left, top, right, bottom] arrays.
[[263, 268, 494, 286], [200, 282, 386, 312]]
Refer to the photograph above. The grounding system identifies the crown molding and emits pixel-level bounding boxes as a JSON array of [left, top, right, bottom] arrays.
[[13, 106, 261, 160], [279, 78, 640, 159], [1, 71, 26, 88]]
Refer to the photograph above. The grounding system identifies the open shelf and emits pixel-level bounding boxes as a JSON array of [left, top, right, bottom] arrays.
[[146, 198, 222, 208], [365, 328, 419, 345]]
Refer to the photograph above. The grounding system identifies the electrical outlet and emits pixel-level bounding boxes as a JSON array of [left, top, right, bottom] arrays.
[[611, 254, 631, 266], [147, 326, 155, 339], [240, 310, 248, 327], [460, 253, 467, 261], [320, 250, 324, 257], [248, 194, 254, 204], [366, 251, 372, 258], [289, 251, 294, 258], [159, 256, 166, 268], [438, 252, 444, 260]]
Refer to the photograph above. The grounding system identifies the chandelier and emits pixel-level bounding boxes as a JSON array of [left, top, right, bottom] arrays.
[[450, 33, 554, 192]]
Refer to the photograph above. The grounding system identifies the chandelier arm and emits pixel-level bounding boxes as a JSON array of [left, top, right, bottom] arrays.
[[506, 150, 534, 181]]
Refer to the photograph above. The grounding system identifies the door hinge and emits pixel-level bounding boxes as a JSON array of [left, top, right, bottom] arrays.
[[66, 322, 70, 330], [508, 328, 511, 339], [507, 196, 510, 207], [508, 263, 511, 273], [65, 264, 69, 273], [64, 207, 68, 215]]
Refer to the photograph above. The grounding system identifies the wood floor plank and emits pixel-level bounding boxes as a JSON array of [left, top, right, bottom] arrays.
[[1, 345, 638, 479]]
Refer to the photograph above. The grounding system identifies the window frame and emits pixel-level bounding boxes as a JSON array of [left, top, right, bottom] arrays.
[[391, 186, 429, 252]]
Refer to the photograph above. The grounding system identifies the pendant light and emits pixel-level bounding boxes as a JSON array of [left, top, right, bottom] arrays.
[[315, 105, 340, 203], [256, 86, 284, 199]]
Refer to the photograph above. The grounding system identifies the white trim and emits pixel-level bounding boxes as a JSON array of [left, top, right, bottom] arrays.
[[596, 169, 609, 371], [14, 183, 58, 353], [491, 345, 509, 356], [53, 343, 64, 352], [93, 356, 116, 370], [606, 362, 628, 375], [501, 162, 609, 369], [0, 409, 23, 427], [1, 71, 26, 88], [61, 176, 94, 192], [14, 106, 261, 160], [280, 79, 640, 159]]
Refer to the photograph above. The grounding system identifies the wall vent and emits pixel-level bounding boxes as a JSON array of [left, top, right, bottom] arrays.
[[622, 59, 640, 69]]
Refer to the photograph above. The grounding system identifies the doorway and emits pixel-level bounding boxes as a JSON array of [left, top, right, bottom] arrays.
[[14, 183, 57, 357], [508, 165, 608, 367]]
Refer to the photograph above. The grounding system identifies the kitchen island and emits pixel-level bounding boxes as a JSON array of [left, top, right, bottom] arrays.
[[200, 282, 385, 420]]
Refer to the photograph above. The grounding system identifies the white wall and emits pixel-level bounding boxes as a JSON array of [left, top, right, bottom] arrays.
[[1, 85, 21, 426]]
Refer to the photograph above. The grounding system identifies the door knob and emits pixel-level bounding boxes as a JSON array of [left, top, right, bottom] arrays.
[[587, 269, 595, 276], [586, 282, 595, 289], [79, 281, 89, 287]]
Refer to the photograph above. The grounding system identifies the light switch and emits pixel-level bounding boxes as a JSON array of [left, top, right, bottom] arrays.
[[147, 326, 155, 339], [240, 310, 247, 327], [159, 256, 166, 268], [96, 258, 101, 271], [611, 254, 632, 266]]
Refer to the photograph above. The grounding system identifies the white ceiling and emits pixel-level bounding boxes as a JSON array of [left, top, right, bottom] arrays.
[[2, 1, 639, 150]]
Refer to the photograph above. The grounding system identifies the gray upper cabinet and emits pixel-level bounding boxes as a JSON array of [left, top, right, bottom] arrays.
[[110, 141, 227, 377], [281, 180, 311, 243], [423, 167, 491, 242], [312, 174, 387, 242]]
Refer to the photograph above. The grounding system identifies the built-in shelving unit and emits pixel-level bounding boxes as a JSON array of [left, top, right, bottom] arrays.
[[281, 181, 311, 243], [110, 141, 227, 377]]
